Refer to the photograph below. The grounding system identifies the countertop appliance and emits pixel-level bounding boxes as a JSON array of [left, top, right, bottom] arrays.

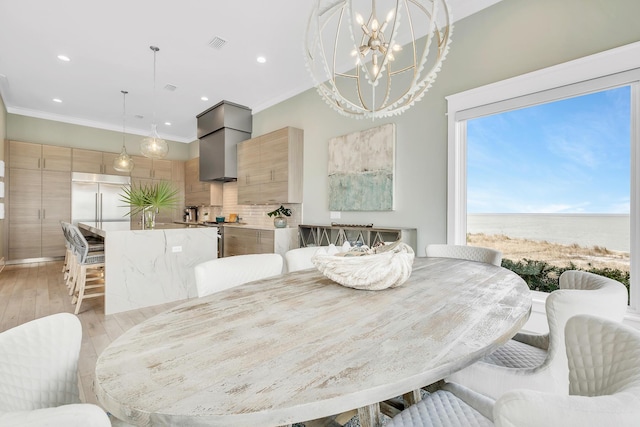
[[184, 206, 197, 223], [71, 172, 131, 224], [196, 100, 252, 182]]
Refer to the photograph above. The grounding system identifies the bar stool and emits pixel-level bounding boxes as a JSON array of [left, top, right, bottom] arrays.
[[61, 222, 104, 292], [67, 224, 105, 314]]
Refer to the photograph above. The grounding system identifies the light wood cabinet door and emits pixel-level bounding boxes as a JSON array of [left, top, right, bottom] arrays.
[[223, 227, 252, 257], [172, 160, 185, 182], [256, 230, 274, 253], [185, 158, 211, 205], [9, 223, 42, 260], [223, 227, 274, 256], [72, 148, 104, 173], [237, 139, 262, 204], [41, 171, 71, 257], [41, 221, 66, 257], [152, 159, 173, 180], [42, 145, 72, 171], [130, 156, 153, 178], [9, 141, 42, 170], [236, 127, 303, 204], [185, 157, 198, 188], [9, 168, 42, 223], [41, 171, 71, 222]]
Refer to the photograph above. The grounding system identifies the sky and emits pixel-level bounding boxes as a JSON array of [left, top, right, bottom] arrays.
[[467, 85, 631, 214]]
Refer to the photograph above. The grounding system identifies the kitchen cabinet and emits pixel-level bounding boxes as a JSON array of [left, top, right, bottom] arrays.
[[8, 141, 72, 260], [130, 156, 173, 180], [237, 127, 303, 204], [72, 148, 130, 176], [223, 226, 297, 257], [8, 165, 71, 260], [10, 140, 71, 171], [185, 157, 222, 206]]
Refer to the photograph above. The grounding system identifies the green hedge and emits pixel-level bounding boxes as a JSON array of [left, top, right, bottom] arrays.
[[501, 258, 630, 299]]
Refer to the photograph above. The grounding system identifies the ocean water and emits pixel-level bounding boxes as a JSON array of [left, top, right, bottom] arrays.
[[467, 213, 630, 252]]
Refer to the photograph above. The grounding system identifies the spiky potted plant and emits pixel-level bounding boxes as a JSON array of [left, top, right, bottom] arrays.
[[120, 180, 179, 229], [267, 205, 292, 228]]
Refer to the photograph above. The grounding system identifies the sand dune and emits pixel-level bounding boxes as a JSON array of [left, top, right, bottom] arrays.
[[468, 233, 630, 272]]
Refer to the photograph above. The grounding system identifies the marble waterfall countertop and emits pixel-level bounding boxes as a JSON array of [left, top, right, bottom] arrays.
[[79, 222, 218, 314]]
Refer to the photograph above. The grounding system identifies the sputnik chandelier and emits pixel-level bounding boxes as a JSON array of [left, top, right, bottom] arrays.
[[305, 0, 452, 119]]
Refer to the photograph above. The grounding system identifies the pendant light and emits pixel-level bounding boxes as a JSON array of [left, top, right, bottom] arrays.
[[113, 90, 134, 173], [140, 46, 169, 159]]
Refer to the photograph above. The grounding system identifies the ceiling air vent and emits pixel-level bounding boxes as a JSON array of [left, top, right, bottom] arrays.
[[208, 36, 227, 50], [164, 84, 177, 92]]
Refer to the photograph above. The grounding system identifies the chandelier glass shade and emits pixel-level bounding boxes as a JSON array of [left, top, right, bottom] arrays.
[[304, 0, 452, 119], [113, 90, 134, 173], [140, 46, 168, 159]]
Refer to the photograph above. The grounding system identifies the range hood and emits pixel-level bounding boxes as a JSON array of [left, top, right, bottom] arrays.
[[196, 100, 252, 182]]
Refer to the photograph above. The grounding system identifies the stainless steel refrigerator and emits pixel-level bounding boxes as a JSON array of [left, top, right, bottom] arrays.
[[71, 172, 131, 224]]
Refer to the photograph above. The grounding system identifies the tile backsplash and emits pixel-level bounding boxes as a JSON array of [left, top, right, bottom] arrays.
[[197, 182, 301, 228]]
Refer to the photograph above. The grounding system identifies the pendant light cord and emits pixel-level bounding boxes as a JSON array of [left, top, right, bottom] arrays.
[[151, 46, 159, 126], [121, 90, 128, 149]]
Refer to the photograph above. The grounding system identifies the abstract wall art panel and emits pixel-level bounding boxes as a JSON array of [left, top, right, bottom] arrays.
[[328, 123, 395, 211]]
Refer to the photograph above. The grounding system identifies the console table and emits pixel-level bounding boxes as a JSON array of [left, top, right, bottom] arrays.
[[298, 224, 417, 252]]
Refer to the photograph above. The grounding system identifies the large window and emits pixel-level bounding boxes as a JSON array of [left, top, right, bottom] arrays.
[[446, 42, 640, 314], [466, 87, 630, 293]]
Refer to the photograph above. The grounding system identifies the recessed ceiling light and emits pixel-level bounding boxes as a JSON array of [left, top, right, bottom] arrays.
[[201, 96, 209, 101], [57, 55, 71, 62], [164, 122, 172, 126], [257, 56, 266, 63], [52, 98, 62, 103]]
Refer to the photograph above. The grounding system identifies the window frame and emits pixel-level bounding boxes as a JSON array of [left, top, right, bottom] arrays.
[[445, 41, 640, 320]]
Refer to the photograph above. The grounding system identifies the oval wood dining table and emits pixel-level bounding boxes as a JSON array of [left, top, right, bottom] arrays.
[[95, 256, 531, 427]]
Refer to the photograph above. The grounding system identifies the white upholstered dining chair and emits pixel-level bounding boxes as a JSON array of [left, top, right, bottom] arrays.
[[0, 313, 111, 426], [425, 244, 502, 266], [446, 270, 628, 400], [194, 253, 284, 297], [385, 314, 640, 427], [284, 246, 329, 272]]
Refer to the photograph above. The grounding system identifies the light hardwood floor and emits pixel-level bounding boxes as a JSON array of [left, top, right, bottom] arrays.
[[0, 260, 183, 408], [0, 260, 355, 427]]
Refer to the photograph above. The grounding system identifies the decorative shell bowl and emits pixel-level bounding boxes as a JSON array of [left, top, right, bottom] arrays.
[[311, 241, 415, 290]]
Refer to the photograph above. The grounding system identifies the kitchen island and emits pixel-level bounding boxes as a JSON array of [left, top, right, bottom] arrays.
[[79, 222, 218, 314]]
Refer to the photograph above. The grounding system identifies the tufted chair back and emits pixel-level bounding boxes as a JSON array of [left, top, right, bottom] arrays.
[[494, 314, 640, 426], [541, 271, 628, 393], [0, 313, 81, 412], [425, 244, 502, 266]]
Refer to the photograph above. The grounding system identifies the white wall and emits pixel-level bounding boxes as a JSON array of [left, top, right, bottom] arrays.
[[252, 0, 640, 252]]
